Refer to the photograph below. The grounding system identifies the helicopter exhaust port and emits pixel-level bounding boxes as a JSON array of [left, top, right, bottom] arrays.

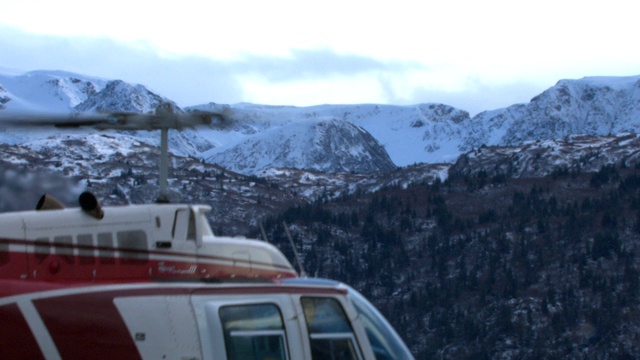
[[79, 191, 104, 219], [36, 194, 65, 210]]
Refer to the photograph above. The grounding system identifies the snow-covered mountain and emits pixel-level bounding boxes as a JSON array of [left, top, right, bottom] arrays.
[[465, 76, 640, 150], [0, 70, 397, 174], [189, 102, 471, 167], [190, 76, 640, 172], [203, 117, 395, 174], [75, 79, 175, 114], [0, 70, 176, 114], [0, 70, 108, 112], [2, 68, 640, 175]]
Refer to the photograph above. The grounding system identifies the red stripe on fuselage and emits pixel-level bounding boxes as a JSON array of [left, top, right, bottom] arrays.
[[0, 237, 297, 282], [1, 237, 293, 271]]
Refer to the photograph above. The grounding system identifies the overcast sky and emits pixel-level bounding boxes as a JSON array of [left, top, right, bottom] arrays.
[[1, 0, 638, 115]]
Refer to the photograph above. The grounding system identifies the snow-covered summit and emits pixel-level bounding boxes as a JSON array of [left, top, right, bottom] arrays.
[[573, 75, 640, 90], [75, 80, 174, 113], [0, 70, 109, 112], [0, 69, 173, 114], [466, 75, 640, 150]]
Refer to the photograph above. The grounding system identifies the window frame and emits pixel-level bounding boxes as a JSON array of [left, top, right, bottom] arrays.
[[218, 302, 290, 360], [300, 296, 364, 360]]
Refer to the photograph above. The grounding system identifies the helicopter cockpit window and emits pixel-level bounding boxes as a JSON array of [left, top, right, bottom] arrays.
[[347, 287, 414, 360], [219, 303, 289, 360], [301, 297, 362, 360]]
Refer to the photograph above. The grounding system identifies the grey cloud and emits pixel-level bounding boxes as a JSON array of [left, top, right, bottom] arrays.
[[0, 26, 244, 106], [232, 48, 424, 82], [3, 25, 545, 114], [0, 26, 427, 107]]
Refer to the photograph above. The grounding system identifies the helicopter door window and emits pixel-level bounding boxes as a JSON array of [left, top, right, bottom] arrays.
[[117, 230, 148, 264], [54, 236, 74, 265], [219, 303, 289, 360], [97, 233, 115, 264], [77, 234, 94, 265], [301, 297, 362, 360]]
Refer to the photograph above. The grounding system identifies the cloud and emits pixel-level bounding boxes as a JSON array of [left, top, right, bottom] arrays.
[[7, 23, 635, 116], [231, 48, 423, 82], [0, 26, 431, 107], [0, 26, 245, 106], [226, 49, 432, 106]]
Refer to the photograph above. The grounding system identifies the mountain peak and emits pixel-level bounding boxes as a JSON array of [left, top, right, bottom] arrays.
[[205, 117, 396, 174], [75, 80, 173, 113]]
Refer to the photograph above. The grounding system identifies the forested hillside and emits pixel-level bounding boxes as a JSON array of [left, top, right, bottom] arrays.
[[260, 161, 640, 359]]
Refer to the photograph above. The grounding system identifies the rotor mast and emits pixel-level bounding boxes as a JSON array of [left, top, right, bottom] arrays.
[[0, 102, 220, 203], [158, 127, 170, 203]]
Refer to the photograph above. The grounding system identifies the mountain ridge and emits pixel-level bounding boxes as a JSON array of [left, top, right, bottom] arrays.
[[2, 68, 640, 175]]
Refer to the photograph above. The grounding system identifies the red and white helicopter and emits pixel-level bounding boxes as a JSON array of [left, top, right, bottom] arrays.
[[0, 106, 414, 360]]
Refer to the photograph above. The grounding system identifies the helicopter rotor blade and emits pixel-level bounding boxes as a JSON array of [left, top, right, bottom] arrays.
[[0, 109, 225, 131], [0, 112, 114, 128], [0, 104, 231, 204]]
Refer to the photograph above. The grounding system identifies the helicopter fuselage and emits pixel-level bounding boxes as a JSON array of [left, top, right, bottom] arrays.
[[0, 201, 297, 284], [0, 198, 413, 359]]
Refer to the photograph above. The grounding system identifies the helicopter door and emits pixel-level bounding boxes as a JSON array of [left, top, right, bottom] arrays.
[[190, 293, 306, 360], [154, 209, 198, 279]]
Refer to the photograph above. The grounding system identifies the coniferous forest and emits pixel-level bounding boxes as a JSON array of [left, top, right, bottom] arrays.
[[259, 162, 640, 359]]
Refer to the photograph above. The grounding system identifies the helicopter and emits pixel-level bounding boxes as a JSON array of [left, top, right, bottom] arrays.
[[0, 105, 414, 359]]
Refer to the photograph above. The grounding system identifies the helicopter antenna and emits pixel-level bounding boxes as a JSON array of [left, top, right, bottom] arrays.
[[259, 222, 270, 243], [283, 221, 306, 277], [157, 127, 170, 202]]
